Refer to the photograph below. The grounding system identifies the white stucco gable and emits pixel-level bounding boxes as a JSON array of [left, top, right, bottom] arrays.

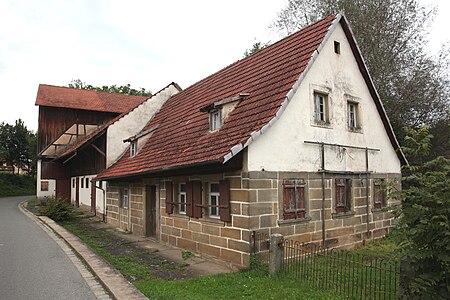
[[106, 83, 181, 167], [246, 20, 401, 174]]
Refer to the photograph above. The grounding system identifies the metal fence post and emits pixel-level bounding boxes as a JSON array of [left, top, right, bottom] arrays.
[[269, 234, 284, 274]]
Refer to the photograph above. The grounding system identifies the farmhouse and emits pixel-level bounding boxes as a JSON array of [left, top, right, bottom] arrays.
[[36, 14, 406, 268]]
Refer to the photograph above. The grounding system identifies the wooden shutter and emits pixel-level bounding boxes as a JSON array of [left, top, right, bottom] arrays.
[[335, 179, 346, 213], [192, 181, 203, 218], [219, 180, 231, 222], [186, 181, 194, 217], [295, 183, 306, 219], [346, 179, 352, 212], [165, 181, 173, 214], [283, 180, 296, 220]]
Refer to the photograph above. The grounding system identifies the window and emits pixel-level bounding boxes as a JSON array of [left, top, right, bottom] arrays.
[[314, 92, 329, 124], [81, 178, 84, 188], [373, 180, 386, 209], [209, 183, 220, 218], [334, 41, 340, 54], [179, 183, 186, 214], [130, 140, 137, 157], [72, 178, 76, 188], [283, 179, 306, 220], [348, 101, 359, 129], [41, 181, 49, 191], [85, 178, 89, 189], [209, 109, 221, 131], [122, 188, 129, 208], [335, 179, 352, 213]]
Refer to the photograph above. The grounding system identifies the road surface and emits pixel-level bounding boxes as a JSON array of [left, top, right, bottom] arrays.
[[0, 195, 97, 300]]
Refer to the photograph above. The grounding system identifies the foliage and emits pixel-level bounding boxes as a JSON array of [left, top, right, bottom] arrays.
[[0, 173, 35, 197], [68, 79, 152, 97], [39, 197, 75, 221], [181, 250, 193, 261], [243, 41, 270, 57], [0, 119, 37, 175], [272, 0, 450, 157], [390, 127, 450, 298]]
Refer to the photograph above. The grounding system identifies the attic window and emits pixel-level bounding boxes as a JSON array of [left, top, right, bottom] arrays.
[[209, 109, 222, 132], [334, 41, 340, 54], [130, 140, 137, 157]]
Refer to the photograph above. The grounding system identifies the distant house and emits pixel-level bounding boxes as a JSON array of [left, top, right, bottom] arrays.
[[36, 14, 406, 268], [35, 83, 181, 214]]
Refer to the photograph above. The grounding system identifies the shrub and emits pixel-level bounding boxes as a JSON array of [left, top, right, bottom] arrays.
[[39, 197, 75, 221], [0, 173, 35, 197]]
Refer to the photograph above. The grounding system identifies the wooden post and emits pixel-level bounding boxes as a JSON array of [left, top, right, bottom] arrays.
[[269, 234, 284, 274]]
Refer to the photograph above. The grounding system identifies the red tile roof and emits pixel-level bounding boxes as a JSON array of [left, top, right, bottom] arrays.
[[97, 14, 406, 180], [35, 84, 148, 113]]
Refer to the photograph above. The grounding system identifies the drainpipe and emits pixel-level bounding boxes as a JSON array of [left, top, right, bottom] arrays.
[[321, 143, 326, 247], [365, 148, 370, 238], [95, 182, 106, 222]]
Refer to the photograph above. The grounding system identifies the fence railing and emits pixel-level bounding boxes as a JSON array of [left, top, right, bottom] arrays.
[[250, 231, 400, 300], [283, 239, 400, 300]]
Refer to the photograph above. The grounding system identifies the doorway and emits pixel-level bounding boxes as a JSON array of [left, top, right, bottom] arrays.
[[145, 185, 157, 237]]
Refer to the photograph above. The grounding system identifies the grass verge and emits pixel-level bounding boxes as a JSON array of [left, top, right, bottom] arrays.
[[0, 173, 35, 197]]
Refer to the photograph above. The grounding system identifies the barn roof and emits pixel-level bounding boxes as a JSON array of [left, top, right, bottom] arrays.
[[97, 14, 406, 180], [35, 84, 148, 113]]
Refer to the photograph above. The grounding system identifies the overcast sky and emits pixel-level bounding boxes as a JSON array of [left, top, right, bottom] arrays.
[[0, 0, 448, 132]]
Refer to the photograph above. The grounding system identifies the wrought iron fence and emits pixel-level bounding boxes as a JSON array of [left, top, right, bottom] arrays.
[[250, 230, 270, 264], [282, 240, 400, 300]]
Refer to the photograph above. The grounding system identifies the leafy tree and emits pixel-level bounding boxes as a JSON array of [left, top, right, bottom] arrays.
[[68, 79, 152, 97], [391, 126, 450, 298], [0, 119, 36, 175], [243, 41, 270, 57], [272, 0, 450, 156]]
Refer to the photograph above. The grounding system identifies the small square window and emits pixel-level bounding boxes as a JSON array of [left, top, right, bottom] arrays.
[[209, 183, 220, 218], [209, 110, 222, 132], [348, 101, 359, 130], [179, 183, 186, 214], [41, 181, 49, 191], [334, 41, 340, 54], [130, 141, 137, 157], [314, 92, 329, 124]]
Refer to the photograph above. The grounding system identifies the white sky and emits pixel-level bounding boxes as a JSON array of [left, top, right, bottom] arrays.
[[0, 0, 448, 132]]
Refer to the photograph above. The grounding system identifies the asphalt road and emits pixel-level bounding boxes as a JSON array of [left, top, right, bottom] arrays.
[[0, 196, 96, 300]]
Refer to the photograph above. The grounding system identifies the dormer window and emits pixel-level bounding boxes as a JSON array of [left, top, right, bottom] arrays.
[[209, 109, 222, 132], [130, 140, 137, 157]]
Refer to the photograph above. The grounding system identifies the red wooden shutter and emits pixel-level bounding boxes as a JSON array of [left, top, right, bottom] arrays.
[[296, 184, 306, 219], [335, 179, 345, 213], [165, 181, 173, 214], [192, 181, 203, 218], [283, 180, 296, 220], [346, 179, 352, 211], [219, 180, 231, 222], [186, 181, 194, 217]]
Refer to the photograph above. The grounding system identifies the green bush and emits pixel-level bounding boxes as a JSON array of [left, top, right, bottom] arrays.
[[39, 197, 75, 221], [0, 173, 35, 197]]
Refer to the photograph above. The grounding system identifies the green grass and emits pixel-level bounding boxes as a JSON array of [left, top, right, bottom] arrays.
[[0, 173, 35, 197]]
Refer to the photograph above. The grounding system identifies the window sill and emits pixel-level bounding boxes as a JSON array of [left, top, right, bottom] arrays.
[[332, 211, 355, 219], [173, 214, 189, 219], [278, 217, 311, 226], [200, 217, 224, 225], [371, 207, 386, 213], [347, 127, 363, 134], [311, 122, 332, 129]]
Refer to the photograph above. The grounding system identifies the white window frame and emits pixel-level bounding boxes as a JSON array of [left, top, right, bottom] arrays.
[[314, 92, 329, 124], [122, 188, 129, 209], [209, 109, 221, 132], [130, 140, 137, 157], [209, 182, 220, 218], [179, 183, 186, 214]]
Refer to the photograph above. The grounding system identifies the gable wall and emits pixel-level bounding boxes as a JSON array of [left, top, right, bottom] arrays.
[[106, 84, 180, 167], [247, 23, 401, 174]]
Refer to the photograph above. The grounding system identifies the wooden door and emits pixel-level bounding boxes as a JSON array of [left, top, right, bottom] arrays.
[[75, 177, 80, 207], [90, 180, 96, 212], [145, 186, 157, 237]]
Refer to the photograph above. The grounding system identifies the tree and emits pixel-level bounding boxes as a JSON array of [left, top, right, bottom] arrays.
[[272, 0, 450, 156], [68, 79, 152, 97], [391, 126, 450, 298], [0, 119, 37, 175], [243, 41, 270, 57]]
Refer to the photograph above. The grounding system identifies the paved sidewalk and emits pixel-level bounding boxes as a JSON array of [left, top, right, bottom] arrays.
[[20, 202, 234, 300]]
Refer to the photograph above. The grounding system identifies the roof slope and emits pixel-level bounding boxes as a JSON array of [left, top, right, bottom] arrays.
[[98, 14, 405, 180], [35, 84, 148, 113], [97, 15, 337, 179]]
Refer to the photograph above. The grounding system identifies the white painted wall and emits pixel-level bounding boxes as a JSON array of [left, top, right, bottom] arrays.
[[70, 175, 106, 214], [36, 159, 56, 199], [247, 23, 401, 174], [106, 84, 180, 167]]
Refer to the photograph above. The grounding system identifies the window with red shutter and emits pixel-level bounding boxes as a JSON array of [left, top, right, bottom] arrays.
[[283, 179, 306, 220], [165, 181, 173, 214], [192, 181, 203, 218], [335, 178, 352, 213]]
